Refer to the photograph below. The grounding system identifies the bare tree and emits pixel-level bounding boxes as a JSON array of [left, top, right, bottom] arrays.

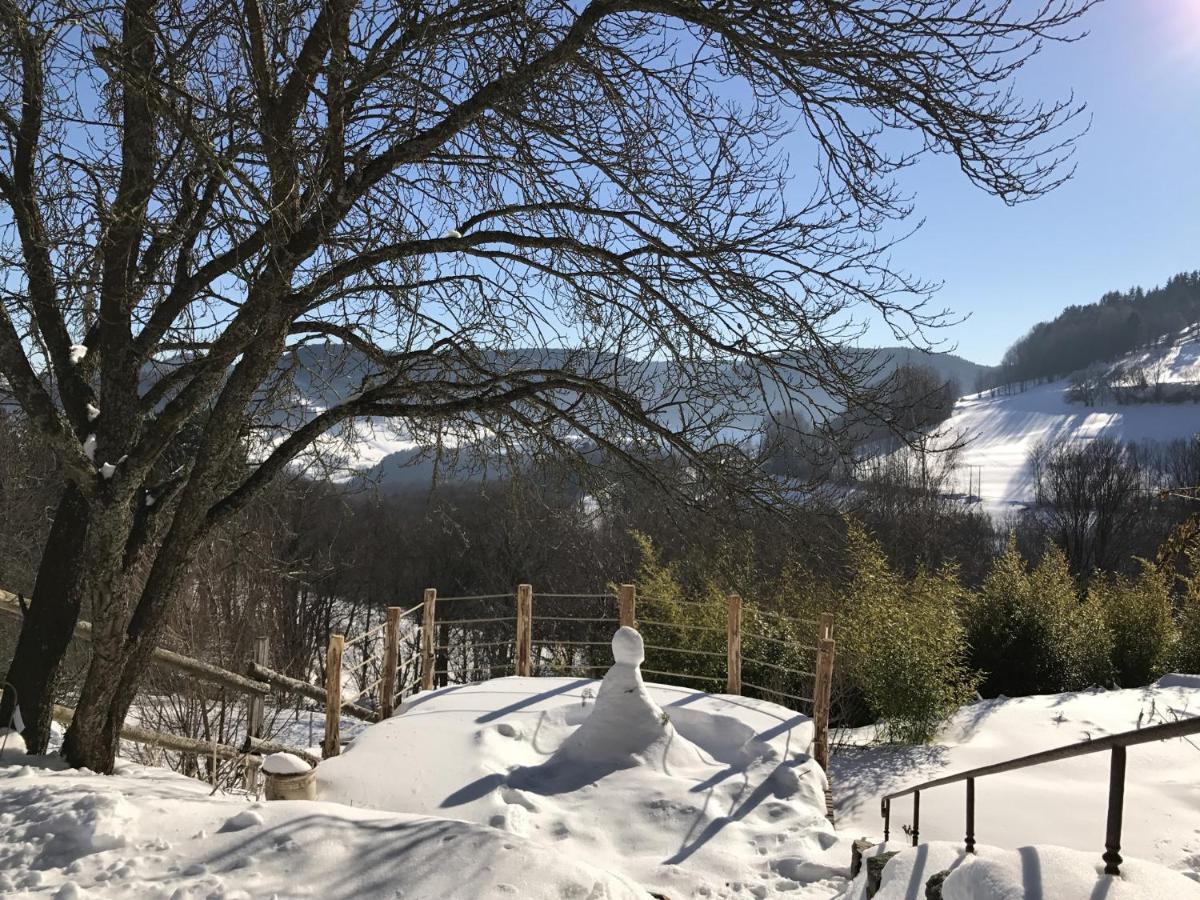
[[1030, 438, 1145, 573], [0, 0, 1094, 770]]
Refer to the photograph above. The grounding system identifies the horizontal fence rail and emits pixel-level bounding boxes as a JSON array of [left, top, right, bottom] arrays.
[[879, 715, 1200, 876], [2, 581, 839, 784], [1, 590, 331, 791]]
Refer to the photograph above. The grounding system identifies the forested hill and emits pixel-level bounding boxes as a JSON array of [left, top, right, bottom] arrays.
[[992, 271, 1200, 387]]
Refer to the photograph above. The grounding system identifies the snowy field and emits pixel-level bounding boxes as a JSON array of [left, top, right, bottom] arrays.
[[3, 636, 1199, 898], [939, 379, 1200, 517]]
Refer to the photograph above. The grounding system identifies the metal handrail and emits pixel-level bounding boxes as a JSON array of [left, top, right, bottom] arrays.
[[879, 714, 1200, 876]]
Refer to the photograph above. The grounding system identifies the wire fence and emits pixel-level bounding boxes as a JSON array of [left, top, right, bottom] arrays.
[[312, 583, 835, 771]]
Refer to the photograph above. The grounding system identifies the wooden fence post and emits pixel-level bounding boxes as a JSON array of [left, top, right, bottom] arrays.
[[420, 588, 437, 691], [812, 612, 835, 771], [245, 635, 269, 787], [516, 584, 533, 677], [726, 594, 742, 695], [323, 633, 344, 759], [618, 583, 636, 629], [381, 606, 402, 718]]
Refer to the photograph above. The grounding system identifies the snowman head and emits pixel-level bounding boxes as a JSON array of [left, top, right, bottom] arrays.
[[611, 626, 645, 666]]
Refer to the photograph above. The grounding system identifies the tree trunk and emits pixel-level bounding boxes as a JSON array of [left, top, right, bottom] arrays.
[[1, 484, 91, 752], [60, 502, 140, 771], [59, 582, 130, 770], [62, 486, 202, 771]]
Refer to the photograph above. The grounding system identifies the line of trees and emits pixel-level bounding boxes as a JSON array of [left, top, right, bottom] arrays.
[[984, 271, 1200, 390]]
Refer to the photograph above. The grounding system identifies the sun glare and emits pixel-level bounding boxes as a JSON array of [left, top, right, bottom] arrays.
[[1161, 0, 1200, 60]]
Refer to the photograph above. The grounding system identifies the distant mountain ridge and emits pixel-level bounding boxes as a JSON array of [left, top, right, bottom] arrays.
[[0, 341, 993, 489], [992, 271, 1200, 389], [316, 343, 991, 487]]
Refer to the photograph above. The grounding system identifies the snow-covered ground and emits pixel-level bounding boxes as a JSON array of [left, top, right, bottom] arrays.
[[4, 640, 1199, 898], [318, 630, 847, 899], [0, 757, 647, 898], [833, 675, 1200, 880], [0, 629, 846, 900], [847, 840, 1200, 900], [939, 379, 1200, 517]]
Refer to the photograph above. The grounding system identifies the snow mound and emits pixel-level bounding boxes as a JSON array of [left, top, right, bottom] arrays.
[[320, 632, 844, 898], [1, 728, 27, 758], [943, 844, 1200, 900], [848, 841, 1200, 900], [0, 760, 649, 898], [1153, 672, 1200, 690], [262, 751, 312, 775]]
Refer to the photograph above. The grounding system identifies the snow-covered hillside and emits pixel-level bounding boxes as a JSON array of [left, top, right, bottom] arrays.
[[1114, 323, 1200, 386], [938, 328, 1200, 516], [940, 380, 1198, 516], [242, 343, 992, 488]]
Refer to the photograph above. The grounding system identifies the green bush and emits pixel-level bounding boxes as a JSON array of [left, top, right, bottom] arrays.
[[628, 532, 837, 706], [968, 538, 1111, 696], [1090, 563, 1178, 686], [1176, 585, 1200, 674], [1171, 537, 1200, 674], [838, 524, 978, 743], [628, 530, 728, 689]]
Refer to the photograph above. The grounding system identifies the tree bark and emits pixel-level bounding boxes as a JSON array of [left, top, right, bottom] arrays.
[[59, 500, 140, 771], [1, 483, 91, 751]]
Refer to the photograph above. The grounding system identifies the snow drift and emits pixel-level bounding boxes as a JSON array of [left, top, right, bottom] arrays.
[[847, 841, 1200, 900], [0, 757, 648, 899], [319, 628, 846, 898]]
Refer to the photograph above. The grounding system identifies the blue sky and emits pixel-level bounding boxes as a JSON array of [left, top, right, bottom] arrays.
[[846, 0, 1200, 366]]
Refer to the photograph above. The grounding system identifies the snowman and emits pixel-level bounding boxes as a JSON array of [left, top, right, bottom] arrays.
[[555, 626, 691, 768]]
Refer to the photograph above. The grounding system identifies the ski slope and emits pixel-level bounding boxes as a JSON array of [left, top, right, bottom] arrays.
[[941, 379, 1200, 517]]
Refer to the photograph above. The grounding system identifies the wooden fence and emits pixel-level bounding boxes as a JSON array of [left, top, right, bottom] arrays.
[[323, 584, 837, 770], [0, 589, 362, 788], [2, 582, 836, 776]]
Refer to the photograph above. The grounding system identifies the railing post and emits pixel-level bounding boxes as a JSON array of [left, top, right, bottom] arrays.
[[726, 594, 742, 695], [812, 612, 835, 771], [965, 777, 976, 854], [912, 790, 921, 847], [516, 584, 533, 677], [381, 606, 402, 718], [245, 635, 269, 788], [882, 798, 891, 842], [420, 588, 436, 692], [1103, 745, 1127, 875], [618, 583, 636, 629], [323, 633, 344, 759]]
